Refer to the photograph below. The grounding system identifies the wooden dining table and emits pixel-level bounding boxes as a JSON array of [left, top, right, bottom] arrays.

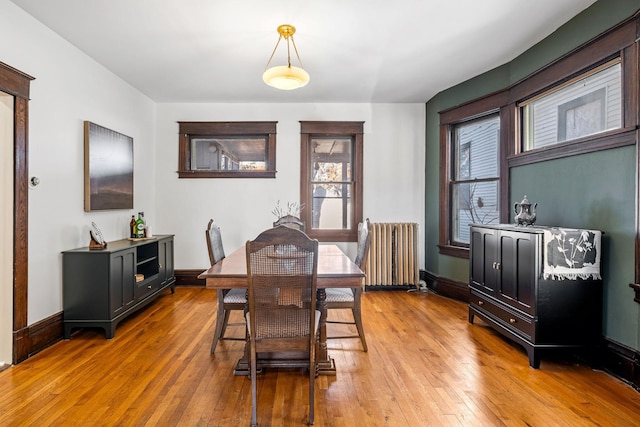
[[198, 244, 365, 376]]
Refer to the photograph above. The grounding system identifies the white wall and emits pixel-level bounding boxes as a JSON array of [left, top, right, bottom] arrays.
[[0, 1, 156, 324], [1, 0, 425, 328], [155, 103, 425, 269]]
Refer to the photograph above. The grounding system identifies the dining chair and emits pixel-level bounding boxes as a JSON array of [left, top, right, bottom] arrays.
[[245, 225, 319, 426], [273, 214, 306, 232], [325, 218, 371, 352], [206, 219, 247, 354]]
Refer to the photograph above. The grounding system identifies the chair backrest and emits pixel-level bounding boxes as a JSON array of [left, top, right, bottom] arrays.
[[273, 215, 305, 232], [206, 219, 226, 265], [245, 225, 318, 350], [354, 218, 372, 270]]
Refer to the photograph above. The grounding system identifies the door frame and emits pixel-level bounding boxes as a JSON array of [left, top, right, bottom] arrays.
[[0, 61, 33, 363]]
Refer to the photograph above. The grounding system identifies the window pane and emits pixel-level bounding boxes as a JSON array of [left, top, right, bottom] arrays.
[[522, 60, 621, 150], [312, 183, 352, 229], [310, 136, 353, 230], [453, 180, 499, 243], [455, 116, 499, 180], [191, 136, 267, 171], [311, 137, 352, 181]]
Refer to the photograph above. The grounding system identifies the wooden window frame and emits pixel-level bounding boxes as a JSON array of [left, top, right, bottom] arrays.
[[177, 121, 277, 178], [438, 12, 640, 259], [300, 121, 364, 242], [439, 92, 509, 258]]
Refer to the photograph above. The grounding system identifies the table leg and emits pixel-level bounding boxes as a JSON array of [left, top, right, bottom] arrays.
[[231, 288, 336, 376], [316, 288, 336, 375]]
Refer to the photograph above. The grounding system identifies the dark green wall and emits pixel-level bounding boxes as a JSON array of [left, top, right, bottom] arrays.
[[425, 0, 640, 349]]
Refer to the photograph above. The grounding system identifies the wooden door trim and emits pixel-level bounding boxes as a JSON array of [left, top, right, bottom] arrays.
[[0, 62, 33, 363]]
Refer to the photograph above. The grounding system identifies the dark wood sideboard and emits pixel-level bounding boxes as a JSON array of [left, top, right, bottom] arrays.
[[468, 224, 602, 368], [62, 235, 175, 339]]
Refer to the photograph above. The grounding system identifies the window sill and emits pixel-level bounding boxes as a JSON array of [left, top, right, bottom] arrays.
[[306, 229, 357, 243], [177, 170, 276, 179], [438, 244, 469, 259], [508, 128, 635, 167]]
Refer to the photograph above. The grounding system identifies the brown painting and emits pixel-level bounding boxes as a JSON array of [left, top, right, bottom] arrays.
[[84, 121, 133, 211]]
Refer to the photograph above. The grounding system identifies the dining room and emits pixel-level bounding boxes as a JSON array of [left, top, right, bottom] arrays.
[[2, 0, 640, 425]]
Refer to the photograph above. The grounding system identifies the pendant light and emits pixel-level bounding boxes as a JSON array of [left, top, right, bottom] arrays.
[[263, 24, 310, 90]]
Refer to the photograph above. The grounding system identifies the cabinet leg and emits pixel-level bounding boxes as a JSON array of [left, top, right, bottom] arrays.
[[527, 348, 541, 369], [468, 310, 475, 324], [105, 325, 115, 340]]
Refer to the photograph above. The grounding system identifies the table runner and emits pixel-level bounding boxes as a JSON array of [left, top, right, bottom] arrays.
[[543, 227, 601, 280]]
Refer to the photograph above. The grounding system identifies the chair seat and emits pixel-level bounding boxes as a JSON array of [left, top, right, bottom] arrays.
[[325, 288, 354, 303], [223, 288, 247, 304], [247, 310, 321, 337]]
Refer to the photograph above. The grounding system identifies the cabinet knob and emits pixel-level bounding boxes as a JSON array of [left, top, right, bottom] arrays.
[[159, 263, 162, 269], [495, 262, 501, 270], [478, 300, 484, 305], [509, 318, 516, 324], [147, 285, 152, 289]]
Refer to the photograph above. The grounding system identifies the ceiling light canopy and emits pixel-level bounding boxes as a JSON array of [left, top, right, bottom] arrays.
[[263, 24, 310, 90]]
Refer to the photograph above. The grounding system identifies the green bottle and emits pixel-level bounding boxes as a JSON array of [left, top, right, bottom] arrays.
[[135, 213, 145, 238]]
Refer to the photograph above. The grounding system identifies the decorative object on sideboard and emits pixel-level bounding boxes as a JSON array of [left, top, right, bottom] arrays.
[[263, 24, 310, 90], [514, 195, 537, 226], [129, 215, 136, 238], [89, 221, 107, 250]]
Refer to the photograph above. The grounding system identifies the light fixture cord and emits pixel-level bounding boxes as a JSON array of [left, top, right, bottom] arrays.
[[264, 35, 284, 71], [290, 36, 304, 69]]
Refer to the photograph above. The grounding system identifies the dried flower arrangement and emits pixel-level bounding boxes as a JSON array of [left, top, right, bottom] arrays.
[[271, 200, 304, 218]]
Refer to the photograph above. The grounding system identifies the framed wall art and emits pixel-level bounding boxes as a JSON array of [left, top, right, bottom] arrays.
[[84, 121, 133, 211]]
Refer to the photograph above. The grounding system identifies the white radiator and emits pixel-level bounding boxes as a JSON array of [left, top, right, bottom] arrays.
[[365, 222, 419, 287]]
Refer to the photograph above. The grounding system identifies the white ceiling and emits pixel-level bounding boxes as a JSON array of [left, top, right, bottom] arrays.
[[11, 0, 597, 103]]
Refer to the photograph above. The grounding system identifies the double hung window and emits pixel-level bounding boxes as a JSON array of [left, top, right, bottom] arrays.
[[450, 115, 500, 245], [300, 121, 363, 242]]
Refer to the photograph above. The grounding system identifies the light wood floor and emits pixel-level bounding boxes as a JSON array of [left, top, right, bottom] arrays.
[[1, 287, 639, 426]]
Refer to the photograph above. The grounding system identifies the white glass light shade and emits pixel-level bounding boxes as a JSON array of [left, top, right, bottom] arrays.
[[263, 65, 310, 90]]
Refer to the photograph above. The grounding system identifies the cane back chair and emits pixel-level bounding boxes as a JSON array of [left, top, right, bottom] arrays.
[[245, 225, 319, 426], [324, 218, 371, 351], [206, 219, 247, 354]]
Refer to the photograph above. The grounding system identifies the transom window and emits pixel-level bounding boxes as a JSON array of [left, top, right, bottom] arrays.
[[178, 121, 277, 178], [520, 59, 622, 152]]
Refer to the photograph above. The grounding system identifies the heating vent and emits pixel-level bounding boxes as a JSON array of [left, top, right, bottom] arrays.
[[365, 222, 419, 288]]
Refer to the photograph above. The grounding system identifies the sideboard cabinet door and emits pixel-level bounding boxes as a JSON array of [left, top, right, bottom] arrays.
[[109, 248, 136, 317], [158, 236, 175, 288]]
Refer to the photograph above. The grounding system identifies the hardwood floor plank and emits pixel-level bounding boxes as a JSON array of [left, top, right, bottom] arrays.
[[0, 287, 639, 426]]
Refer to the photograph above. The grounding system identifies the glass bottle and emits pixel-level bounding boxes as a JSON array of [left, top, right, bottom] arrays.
[[129, 215, 136, 238], [135, 212, 145, 238], [140, 212, 147, 237]]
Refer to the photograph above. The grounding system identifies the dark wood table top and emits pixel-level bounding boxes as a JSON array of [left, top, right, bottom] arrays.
[[198, 244, 364, 289]]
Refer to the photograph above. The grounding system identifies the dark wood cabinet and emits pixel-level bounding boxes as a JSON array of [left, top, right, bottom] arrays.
[[63, 235, 175, 339], [468, 224, 602, 368]]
